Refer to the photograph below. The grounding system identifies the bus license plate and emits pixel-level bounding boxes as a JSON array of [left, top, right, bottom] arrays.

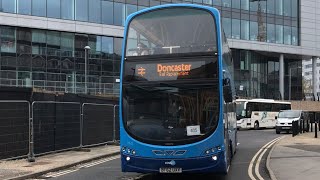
[[282, 127, 291, 129], [159, 167, 182, 173]]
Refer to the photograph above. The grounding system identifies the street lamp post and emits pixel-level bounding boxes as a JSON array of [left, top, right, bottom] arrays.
[[84, 46, 91, 94]]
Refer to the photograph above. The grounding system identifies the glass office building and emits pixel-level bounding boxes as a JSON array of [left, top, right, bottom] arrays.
[[0, 0, 315, 100]]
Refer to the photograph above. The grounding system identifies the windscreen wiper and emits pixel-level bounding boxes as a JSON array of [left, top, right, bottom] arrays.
[[159, 82, 190, 90], [129, 83, 172, 93]]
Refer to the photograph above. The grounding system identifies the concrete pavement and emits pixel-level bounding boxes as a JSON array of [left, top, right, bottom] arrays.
[[268, 132, 320, 180], [0, 145, 120, 180]]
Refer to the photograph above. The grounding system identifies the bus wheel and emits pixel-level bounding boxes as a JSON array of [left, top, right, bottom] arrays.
[[254, 121, 259, 130]]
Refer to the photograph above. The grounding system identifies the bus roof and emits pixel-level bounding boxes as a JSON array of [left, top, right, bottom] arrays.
[[235, 99, 291, 104]]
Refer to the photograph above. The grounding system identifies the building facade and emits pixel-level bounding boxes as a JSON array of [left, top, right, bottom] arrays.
[[0, 0, 318, 100]]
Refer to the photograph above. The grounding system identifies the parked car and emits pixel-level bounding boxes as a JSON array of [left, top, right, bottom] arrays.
[[275, 110, 310, 134]]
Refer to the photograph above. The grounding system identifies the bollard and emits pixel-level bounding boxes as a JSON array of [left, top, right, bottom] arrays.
[[299, 120, 302, 134], [315, 122, 318, 138], [292, 121, 295, 137]]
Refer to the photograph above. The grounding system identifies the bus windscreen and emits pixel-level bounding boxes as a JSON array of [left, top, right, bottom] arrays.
[[125, 7, 217, 57]]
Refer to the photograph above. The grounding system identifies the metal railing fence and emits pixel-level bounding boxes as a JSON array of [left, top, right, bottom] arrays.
[[0, 100, 120, 161], [81, 103, 115, 148], [31, 102, 81, 156], [0, 101, 30, 160]]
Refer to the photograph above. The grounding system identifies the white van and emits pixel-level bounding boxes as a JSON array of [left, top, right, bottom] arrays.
[[275, 110, 310, 134]]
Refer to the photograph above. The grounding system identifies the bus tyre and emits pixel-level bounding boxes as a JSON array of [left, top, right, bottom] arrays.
[[230, 141, 233, 160], [276, 130, 280, 134], [254, 121, 259, 130]]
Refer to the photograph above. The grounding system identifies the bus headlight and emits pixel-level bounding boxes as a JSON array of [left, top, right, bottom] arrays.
[[126, 156, 131, 161], [212, 156, 218, 161], [122, 147, 137, 155], [204, 147, 216, 155], [122, 147, 126, 152]]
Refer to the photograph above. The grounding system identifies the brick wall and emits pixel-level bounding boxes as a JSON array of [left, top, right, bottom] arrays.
[[291, 101, 320, 111]]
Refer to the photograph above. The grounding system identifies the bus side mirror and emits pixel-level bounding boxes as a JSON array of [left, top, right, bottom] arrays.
[[275, 116, 277, 120], [223, 78, 233, 103]]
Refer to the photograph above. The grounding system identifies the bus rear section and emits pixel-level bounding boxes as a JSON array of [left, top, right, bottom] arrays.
[[119, 4, 236, 174], [236, 99, 291, 130]]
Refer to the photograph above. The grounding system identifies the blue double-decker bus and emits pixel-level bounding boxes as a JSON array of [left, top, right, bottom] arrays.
[[119, 4, 237, 174]]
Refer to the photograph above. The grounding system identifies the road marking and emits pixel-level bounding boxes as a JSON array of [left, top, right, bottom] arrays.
[[42, 155, 120, 178], [78, 155, 120, 168], [248, 136, 283, 180], [44, 169, 79, 178], [255, 136, 284, 180]]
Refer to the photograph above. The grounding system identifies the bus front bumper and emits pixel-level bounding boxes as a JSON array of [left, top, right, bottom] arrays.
[[121, 152, 226, 174]]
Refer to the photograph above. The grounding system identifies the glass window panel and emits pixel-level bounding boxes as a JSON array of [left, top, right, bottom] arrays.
[[276, 25, 283, 44], [47, 0, 60, 18], [101, 36, 113, 59], [18, 0, 31, 15], [114, 3, 125, 26], [222, 0, 231, 8], [89, 0, 101, 23], [267, 0, 275, 14], [89, 35, 102, 53], [261, 1, 267, 13], [1, 0, 16, 13], [113, 37, 122, 61], [283, 0, 291, 17], [203, 0, 212, 5], [102, 0, 113, 25], [292, 0, 298, 17], [241, 0, 249, 10], [32, 0, 46, 17], [75, 0, 88, 21], [250, 21, 258, 41], [284, 26, 291, 45], [61, 0, 75, 20], [61, 32, 74, 57], [232, 0, 240, 9], [32, 30, 46, 55], [222, 17, 231, 38], [1, 27, 16, 53], [138, 6, 147, 11], [150, 0, 160, 6], [275, 0, 283, 16], [267, 23, 275, 43], [17, 28, 32, 54], [47, 31, 60, 57], [241, 20, 249, 40], [232, 19, 240, 39], [292, 27, 298, 46], [250, 0, 258, 12], [212, 0, 221, 6], [193, 0, 202, 4], [126, 4, 137, 18]]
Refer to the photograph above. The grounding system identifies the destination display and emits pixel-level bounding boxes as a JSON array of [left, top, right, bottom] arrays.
[[134, 61, 206, 81]]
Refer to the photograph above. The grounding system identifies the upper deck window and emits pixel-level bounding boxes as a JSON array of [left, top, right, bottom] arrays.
[[125, 7, 217, 57]]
